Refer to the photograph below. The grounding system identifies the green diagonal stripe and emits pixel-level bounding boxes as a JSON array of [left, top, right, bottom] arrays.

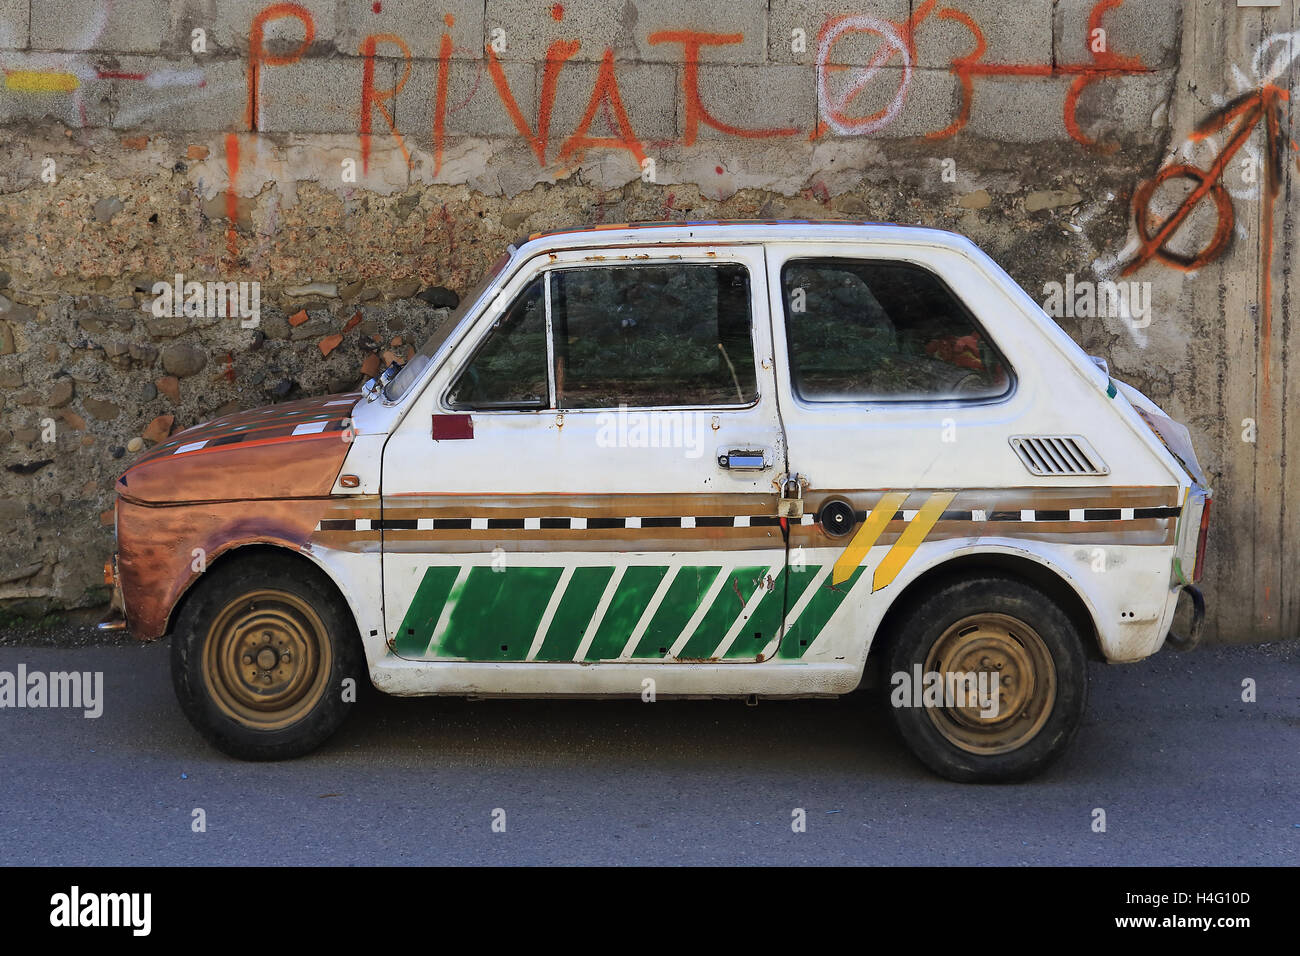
[[435, 566, 563, 661], [393, 565, 461, 656], [778, 566, 864, 659], [676, 565, 768, 660], [629, 566, 722, 659], [534, 566, 614, 661], [583, 566, 670, 661], [723, 566, 792, 659]]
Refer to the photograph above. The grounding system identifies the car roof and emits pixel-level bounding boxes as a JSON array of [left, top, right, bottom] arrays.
[[517, 219, 975, 255]]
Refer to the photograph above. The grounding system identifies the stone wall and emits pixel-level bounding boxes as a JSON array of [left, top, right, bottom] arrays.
[[0, 0, 1297, 643]]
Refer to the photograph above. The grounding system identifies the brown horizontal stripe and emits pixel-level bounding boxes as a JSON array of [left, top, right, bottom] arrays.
[[791, 519, 1175, 548], [376, 528, 784, 554], [309, 531, 382, 553], [377, 487, 1179, 521], [318, 519, 1173, 554], [381, 492, 779, 519], [808, 487, 1178, 512]]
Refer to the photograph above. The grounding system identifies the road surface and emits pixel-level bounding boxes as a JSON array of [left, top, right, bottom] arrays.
[[0, 638, 1295, 865]]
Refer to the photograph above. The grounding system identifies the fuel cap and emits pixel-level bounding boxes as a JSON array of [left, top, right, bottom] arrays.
[[819, 500, 856, 537]]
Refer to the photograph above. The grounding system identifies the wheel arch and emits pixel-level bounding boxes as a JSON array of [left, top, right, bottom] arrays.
[[868, 546, 1105, 665], [165, 543, 349, 639]]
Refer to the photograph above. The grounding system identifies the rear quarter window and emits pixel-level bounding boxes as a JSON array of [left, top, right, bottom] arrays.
[[781, 258, 1013, 403]]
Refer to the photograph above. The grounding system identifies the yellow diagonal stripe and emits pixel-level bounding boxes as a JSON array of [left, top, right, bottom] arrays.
[[831, 491, 908, 586], [5, 70, 79, 93], [872, 492, 957, 592]]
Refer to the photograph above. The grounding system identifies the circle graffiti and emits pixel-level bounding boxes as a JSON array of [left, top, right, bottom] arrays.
[[817, 15, 912, 136], [1132, 163, 1234, 271]]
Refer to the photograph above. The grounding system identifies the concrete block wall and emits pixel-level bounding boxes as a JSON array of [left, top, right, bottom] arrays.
[[0, 0, 1296, 645]]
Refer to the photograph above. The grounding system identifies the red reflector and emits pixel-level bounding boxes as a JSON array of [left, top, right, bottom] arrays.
[[1193, 497, 1212, 583], [431, 414, 473, 440]]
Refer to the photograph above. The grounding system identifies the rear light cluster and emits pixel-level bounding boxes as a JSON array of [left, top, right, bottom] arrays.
[[1193, 497, 1212, 584]]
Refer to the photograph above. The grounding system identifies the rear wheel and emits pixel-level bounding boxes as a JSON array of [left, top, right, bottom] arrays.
[[882, 575, 1088, 782], [171, 555, 362, 760]]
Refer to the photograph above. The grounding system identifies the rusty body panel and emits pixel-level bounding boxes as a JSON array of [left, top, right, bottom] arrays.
[[118, 394, 357, 505], [114, 393, 359, 640], [116, 496, 334, 641]]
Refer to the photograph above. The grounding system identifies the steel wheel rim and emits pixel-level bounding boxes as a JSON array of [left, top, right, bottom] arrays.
[[202, 589, 332, 731], [922, 612, 1056, 756]]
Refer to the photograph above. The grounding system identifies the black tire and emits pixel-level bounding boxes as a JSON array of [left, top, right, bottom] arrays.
[[881, 574, 1088, 783], [170, 554, 363, 760]]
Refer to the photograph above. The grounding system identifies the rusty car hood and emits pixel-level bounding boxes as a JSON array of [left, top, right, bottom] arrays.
[[117, 393, 360, 505]]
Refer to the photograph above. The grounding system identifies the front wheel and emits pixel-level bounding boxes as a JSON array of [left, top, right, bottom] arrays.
[[882, 575, 1088, 783], [171, 556, 363, 760]]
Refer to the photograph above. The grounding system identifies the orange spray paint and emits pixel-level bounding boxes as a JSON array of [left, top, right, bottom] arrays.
[[558, 49, 646, 166], [246, 2, 315, 131], [649, 30, 798, 145], [359, 33, 413, 173], [487, 37, 579, 166]]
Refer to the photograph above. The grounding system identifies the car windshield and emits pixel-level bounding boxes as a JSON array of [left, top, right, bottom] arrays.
[[383, 248, 516, 402]]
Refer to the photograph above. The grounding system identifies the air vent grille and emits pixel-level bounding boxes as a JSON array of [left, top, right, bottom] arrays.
[[1009, 435, 1109, 476]]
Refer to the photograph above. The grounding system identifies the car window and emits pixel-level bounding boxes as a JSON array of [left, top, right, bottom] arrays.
[[446, 277, 549, 409], [385, 247, 514, 402], [550, 263, 757, 408], [781, 258, 1012, 402]]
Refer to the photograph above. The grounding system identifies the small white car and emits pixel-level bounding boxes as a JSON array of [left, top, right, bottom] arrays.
[[111, 221, 1211, 782]]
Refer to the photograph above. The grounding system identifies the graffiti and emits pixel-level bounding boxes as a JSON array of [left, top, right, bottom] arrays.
[[486, 33, 576, 168], [0, 1, 204, 126], [223, 132, 240, 258], [224, 0, 1160, 185], [1124, 86, 1286, 276], [815, 14, 913, 137], [2, 0, 1158, 165], [811, 0, 1153, 146], [557, 49, 648, 166], [0, 5, 110, 126], [1, 0, 1182, 265], [1118, 30, 1298, 386], [245, 2, 313, 131], [941, 0, 1152, 148], [359, 32, 412, 173], [648, 30, 799, 144]]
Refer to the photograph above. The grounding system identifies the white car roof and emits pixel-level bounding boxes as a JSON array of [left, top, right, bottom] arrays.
[[516, 220, 981, 256]]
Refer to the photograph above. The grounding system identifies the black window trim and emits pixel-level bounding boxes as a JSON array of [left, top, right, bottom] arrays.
[[778, 255, 1018, 409], [442, 257, 766, 414]]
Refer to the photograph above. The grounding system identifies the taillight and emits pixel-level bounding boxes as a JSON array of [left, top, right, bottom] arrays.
[[1193, 497, 1212, 583]]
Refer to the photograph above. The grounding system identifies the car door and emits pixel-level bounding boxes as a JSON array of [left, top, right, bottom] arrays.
[[763, 241, 1025, 662], [380, 243, 792, 664]]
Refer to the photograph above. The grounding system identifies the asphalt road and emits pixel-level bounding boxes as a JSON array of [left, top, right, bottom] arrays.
[[0, 638, 1295, 865]]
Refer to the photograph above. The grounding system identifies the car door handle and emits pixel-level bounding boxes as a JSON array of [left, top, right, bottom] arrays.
[[717, 448, 772, 471]]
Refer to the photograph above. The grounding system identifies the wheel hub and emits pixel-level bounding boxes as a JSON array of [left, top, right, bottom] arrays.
[[922, 612, 1056, 755], [202, 590, 332, 731]]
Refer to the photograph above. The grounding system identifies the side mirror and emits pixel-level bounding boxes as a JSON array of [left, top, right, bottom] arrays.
[[364, 362, 403, 403]]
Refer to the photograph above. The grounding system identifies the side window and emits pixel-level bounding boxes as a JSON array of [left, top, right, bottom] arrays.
[[551, 263, 758, 408], [447, 277, 548, 409], [781, 259, 1012, 402]]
